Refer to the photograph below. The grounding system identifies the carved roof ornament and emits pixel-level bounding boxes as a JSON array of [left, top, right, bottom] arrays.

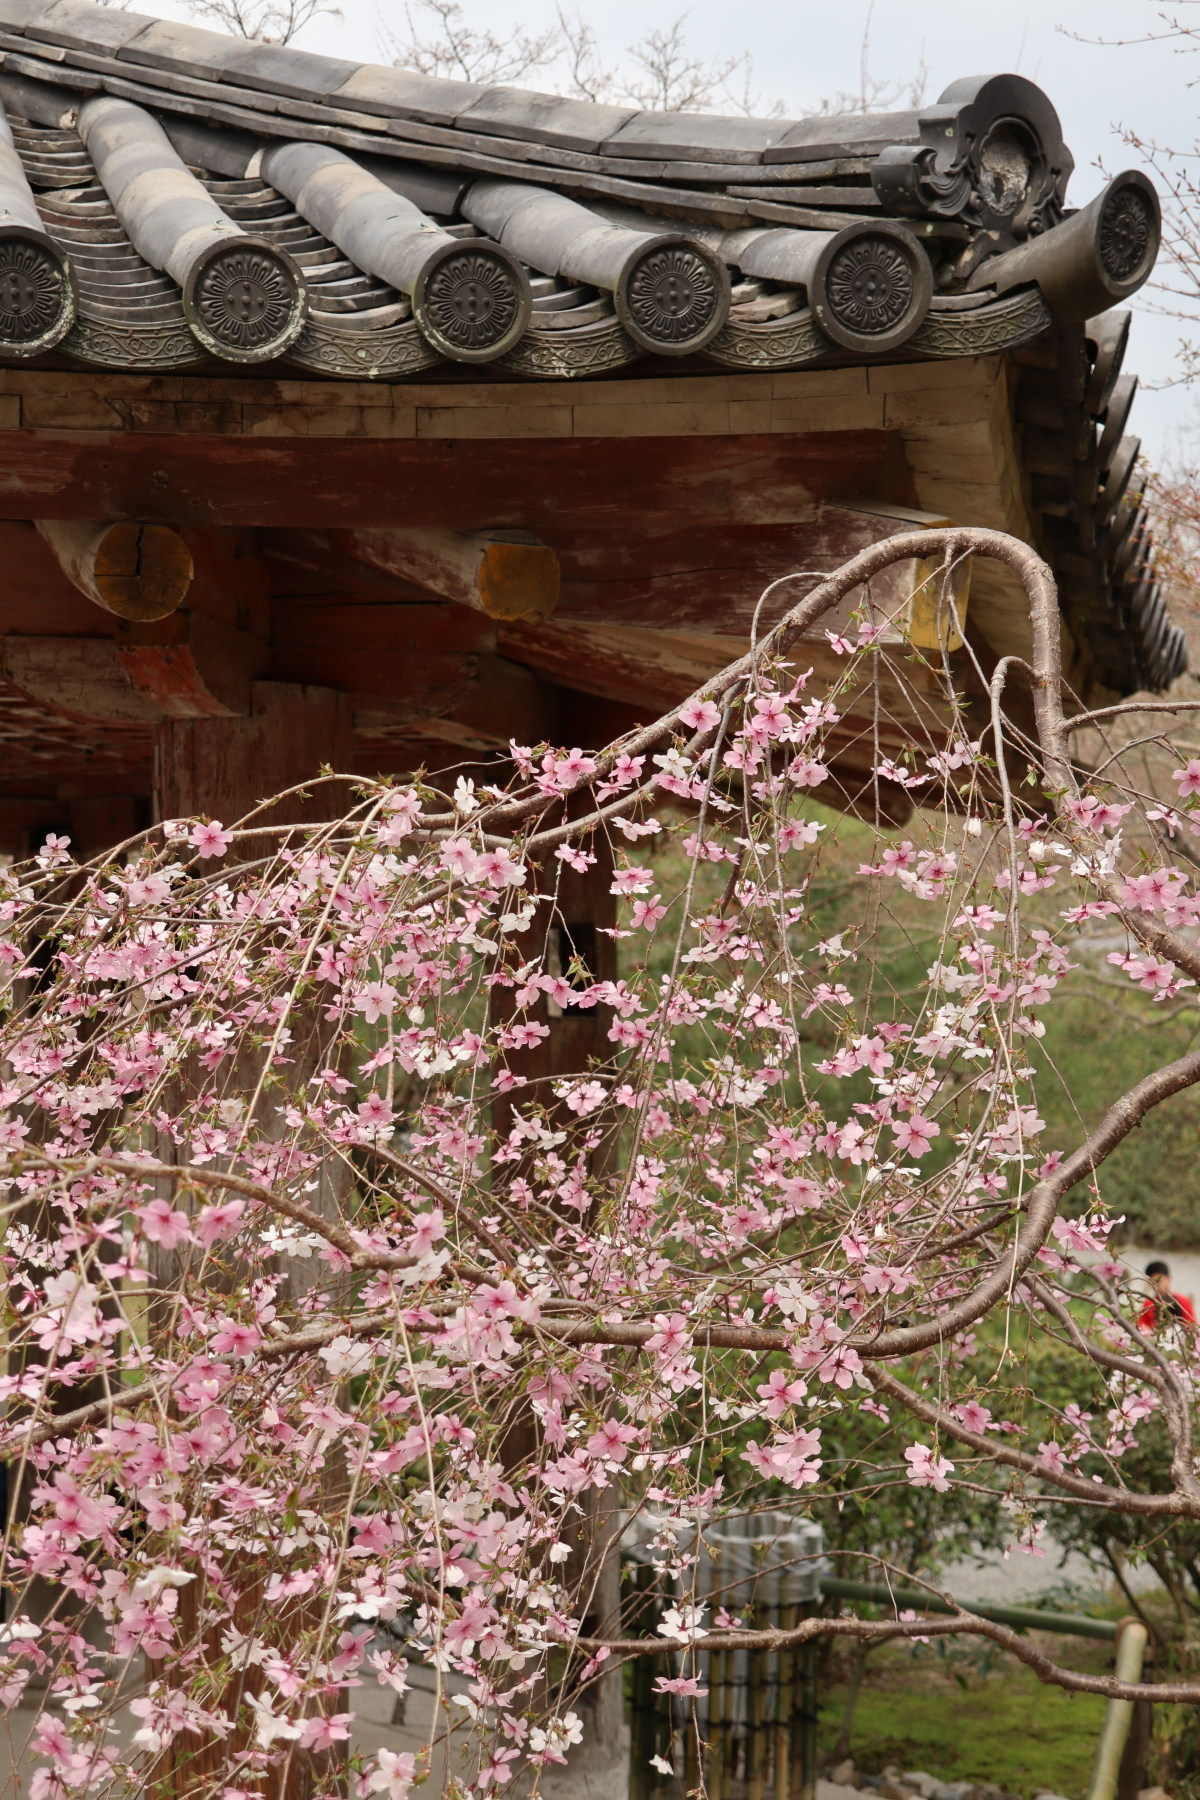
[[809, 223, 933, 354], [871, 74, 1074, 243], [969, 172, 1161, 322], [0, 228, 74, 353], [616, 238, 729, 355], [411, 244, 526, 361]]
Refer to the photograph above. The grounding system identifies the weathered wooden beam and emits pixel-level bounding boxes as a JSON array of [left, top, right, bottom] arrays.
[[34, 520, 195, 622], [0, 431, 893, 528], [544, 505, 953, 632], [338, 527, 559, 620], [2, 636, 158, 722]]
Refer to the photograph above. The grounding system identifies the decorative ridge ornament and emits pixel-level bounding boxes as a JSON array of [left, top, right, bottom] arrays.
[[871, 74, 1073, 243], [967, 172, 1161, 324]]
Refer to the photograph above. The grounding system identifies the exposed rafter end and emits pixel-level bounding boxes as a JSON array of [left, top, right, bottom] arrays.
[[34, 520, 194, 622], [340, 527, 561, 621]]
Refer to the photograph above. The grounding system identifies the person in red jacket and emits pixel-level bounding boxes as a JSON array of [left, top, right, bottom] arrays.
[[1138, 1260, 1197, 1331]]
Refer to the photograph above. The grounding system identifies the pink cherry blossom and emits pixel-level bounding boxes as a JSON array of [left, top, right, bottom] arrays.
[[190, 820, 232, 859], [892, 1113, 940, 1156], [904, 1443, 955, 1491], [679, 697, 721, 732]]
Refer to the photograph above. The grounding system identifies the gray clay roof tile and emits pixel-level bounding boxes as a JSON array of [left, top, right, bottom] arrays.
[[27, 0, 156, 53], [457, 88, 637, 155], [329, 62, 485, 125], [0, 0, 61, 31], [602, 111, 795, 162]]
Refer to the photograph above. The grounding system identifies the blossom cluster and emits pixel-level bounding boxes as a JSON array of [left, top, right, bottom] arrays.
[[2, 534, 1198, 1796]]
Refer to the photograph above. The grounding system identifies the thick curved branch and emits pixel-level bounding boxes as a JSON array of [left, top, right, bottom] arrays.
[[849, 1041, 1200, 1357], [569, 1615, 1188, 1701], [867, 1361, 1200, 1517]]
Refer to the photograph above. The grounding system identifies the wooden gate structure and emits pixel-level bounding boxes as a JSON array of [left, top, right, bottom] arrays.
[[0, 0, 1180, 866]]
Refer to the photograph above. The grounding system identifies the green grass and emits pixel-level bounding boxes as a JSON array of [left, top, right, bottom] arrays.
[[818, 1648, 1108, 1798]]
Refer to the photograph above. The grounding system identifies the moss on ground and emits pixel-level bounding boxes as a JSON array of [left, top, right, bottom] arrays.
[[817, 1641, 1109, 1798]]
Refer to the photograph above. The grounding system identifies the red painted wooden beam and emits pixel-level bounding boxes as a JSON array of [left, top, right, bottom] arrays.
[[0, 431, 894, 529]]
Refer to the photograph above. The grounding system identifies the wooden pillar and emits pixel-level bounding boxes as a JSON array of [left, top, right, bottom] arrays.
[[492, 817, 617, 1144], [154, 680, 352, 827], [148, 679, 354, 1800], [491, 819, 629, 1796]]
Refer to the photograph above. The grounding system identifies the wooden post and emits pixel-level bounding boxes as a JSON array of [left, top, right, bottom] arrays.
[[148, 680, 355, 1800], [491, 818, 629, 1795], [154, 681, 352, 827], [491, 809, 616, 1147]]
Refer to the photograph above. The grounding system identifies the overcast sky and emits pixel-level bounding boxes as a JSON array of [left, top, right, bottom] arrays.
[[156, 0, 1200, 461]]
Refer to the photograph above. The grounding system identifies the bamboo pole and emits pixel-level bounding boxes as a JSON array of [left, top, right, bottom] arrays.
[[776, 1607, 795, 1800], [795, 1637, 818, 1800], [747, 1620, 765, 1800], [708, 1649, 725, 1800], [1086, 1620, 1150, 1800]]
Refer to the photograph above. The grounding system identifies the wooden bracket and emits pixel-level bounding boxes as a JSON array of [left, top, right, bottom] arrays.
[[1, 614, 270, 725], [117, 612, 271, 718]]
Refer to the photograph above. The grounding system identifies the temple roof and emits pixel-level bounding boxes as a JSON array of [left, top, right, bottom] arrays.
[[0, 1, 1162, 379], [0, 0, 1182, 696]]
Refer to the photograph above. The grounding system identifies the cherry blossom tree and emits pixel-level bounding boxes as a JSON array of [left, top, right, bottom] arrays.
[[6, 527, 1200, 1800]]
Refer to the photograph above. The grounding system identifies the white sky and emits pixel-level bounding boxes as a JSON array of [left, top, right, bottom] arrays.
[[154, 0, 1200, 460]]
